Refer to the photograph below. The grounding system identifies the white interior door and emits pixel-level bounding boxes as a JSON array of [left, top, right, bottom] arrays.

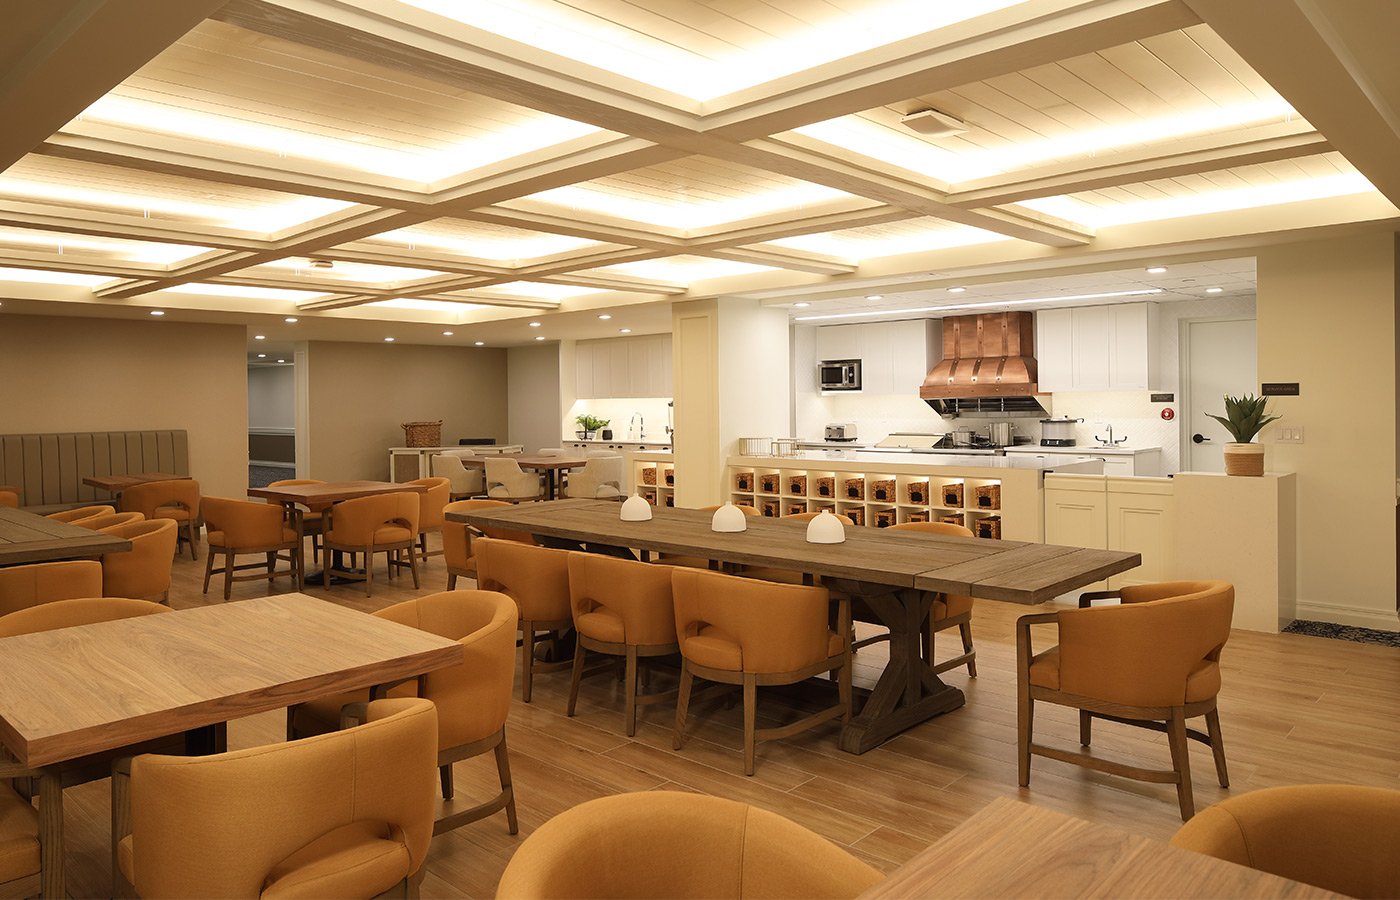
[[1182, 317, 1257, 472]]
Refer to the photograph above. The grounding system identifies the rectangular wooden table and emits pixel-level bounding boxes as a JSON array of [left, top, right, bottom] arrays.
[[456, 453, 587, 500], [449, 500, 1139, 752], [81, 472, 191, 493], [860, 798, 1341, 898], [0, 506, 130, 566], [0, 592, 464, 898]]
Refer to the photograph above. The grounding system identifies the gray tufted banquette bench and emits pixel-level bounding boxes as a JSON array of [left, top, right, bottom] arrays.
[[0, 430, 190, 515]]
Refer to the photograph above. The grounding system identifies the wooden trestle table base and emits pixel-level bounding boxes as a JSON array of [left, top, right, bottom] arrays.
[[448, 499, 1139, 753]]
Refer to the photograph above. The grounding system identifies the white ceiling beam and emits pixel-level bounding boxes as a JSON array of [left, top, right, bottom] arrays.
[[699, 246, 856, 276], [0, 202, 267, 252]]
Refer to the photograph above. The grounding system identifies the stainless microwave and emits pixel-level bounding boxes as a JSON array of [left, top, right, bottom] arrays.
[[818, 359, 861, 391]]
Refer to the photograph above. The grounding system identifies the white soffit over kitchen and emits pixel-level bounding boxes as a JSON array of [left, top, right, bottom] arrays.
[[0, 0, 1395, 353]]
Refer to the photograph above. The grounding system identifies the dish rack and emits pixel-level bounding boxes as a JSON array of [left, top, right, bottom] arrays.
[[738, 437, 773, 456], [770, 439, 799, 457]]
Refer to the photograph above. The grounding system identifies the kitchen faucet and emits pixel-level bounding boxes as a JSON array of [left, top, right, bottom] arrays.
[[1096, 424, 1128, 447], [629, 411, 644, 440]]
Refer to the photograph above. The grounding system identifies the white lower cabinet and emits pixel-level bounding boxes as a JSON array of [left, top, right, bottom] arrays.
[[1004, 447, 1161, 477], [1043, 473, 1174, 592]]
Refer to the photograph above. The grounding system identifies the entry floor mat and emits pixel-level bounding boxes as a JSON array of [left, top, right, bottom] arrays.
[[1281, 619, 1400, 648]]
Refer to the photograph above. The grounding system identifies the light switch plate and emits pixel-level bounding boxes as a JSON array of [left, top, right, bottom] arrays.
[[1277, 425, 1304, 444]]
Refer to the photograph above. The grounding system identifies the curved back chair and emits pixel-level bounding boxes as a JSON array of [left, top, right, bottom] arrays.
[[200, 496, 301, 601], [485, 458, 544, 502], [888, 521, 978, 676], [474, 538, 572, 703], [321, 492, 420, 597], [98, 519, 179, 604], [562, 456, 623, 500], [496, 792, 883, 900], [116, 698, 438, 900], [0, 771, 39, 900], [0, 490, 17, 509], [407, 477, 450, 559], [0, 596, 170, 638], [1017, 580, 1235, 820], [671, 567, 851, 776], [431, 454, 484, 500], [266, 479, 326, 565], [46, 505, 116, 525], [120, 480, 201, 560], [289, 591, 519, 837], [535, 448, 567, 457], [567, 553, 678, 735], [76, 511, 145, 531], [1170, 785, 1400, 898], [442, 499, 536, 590], [0, 559, 103, 617]]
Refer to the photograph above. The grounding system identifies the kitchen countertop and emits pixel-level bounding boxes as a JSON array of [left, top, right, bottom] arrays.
[[1003, 445, 1160, 456], [747, 449, 1106, 471]]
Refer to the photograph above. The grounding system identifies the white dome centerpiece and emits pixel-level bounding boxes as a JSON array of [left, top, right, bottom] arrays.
[[710, 502, 748, 533], [619, 494, 652, 521], [805, 509, 845, 544]]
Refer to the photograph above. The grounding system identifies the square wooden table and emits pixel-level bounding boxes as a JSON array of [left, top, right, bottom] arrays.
[[80, 472, 191, 493], [0, 593, 463, 898], [0, 506, 130, 566], [456, 453, 587, 500]]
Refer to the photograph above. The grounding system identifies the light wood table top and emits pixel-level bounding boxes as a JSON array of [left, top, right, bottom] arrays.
[[860, 798, 1341, 899], [80, 472, 191, 493], [454, 453, 587, 470], [0, 592, 463, 768], [0, 506, 130, 567], [247, 479, 427, 511]]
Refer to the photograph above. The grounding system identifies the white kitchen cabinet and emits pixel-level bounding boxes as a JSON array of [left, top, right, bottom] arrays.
[[575, 335, 674, 399], [1004, 446, 1162, 477], [1035, 303, 1159, 392], [815, 320, 936, 393]]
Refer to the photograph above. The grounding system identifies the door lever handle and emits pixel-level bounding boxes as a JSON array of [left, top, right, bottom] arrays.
[[1192, 433, 1211, 444]]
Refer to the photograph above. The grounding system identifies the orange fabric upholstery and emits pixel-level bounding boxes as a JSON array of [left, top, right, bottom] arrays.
[[495, 791, 882, 900], [0, 560, 103, 617], [201, 496, 300, 601], [119, 697, 438, 900], [671, 568, 851, 774], [266, 479, 325, 564], [46, 505, 116, 525], [0, 491, 17, 509], [442, 499, 537, 590], [474, 538, 572, 702], [0, 783, 39, 893], [120, 480, 201, 560], [566, 553, 678, 735], [97, 519, 178, 603], [888, 521, 978, 676], [289, 591, 520, 836], [407, 477, 450, 557], [77, 511, 145, 531], [322, 493, 420, 597], [1170, 785, 1400, 899], [0, 597, 170, 638]]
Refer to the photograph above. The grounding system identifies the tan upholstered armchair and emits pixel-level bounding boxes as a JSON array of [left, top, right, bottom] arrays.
[[98, 519, 179, 603], [120, 480, 201, 560], [0, 760, 40, 900], [407, 477, 450, 559], [0, 596, 170, 637], [77, 511, 144, 531], [0, 490, 17, 509], [566, 553, 678, 735], [562, 456, 622, 499], [474, 537, 572, 702], [266, 478, 326, 564], [889, 521, 978, 676], [1171, 784, 1400, 898], [322, 492, 420, 596], [671, 567, 851, 775], [1017, 580, 1235, 820], [200, 496, 301, 601], [495, 792, 883, 900], [115, 697, 439, 900], [0, 559, 103, 617], [484, 458, 543, 502], [442, 499, 536, 590], [289, 591, 520, 837], [431, 453, 484, 500], [46, 505, 115, 525]]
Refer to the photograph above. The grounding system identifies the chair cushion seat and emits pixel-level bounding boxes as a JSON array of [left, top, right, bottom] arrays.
[[0, 787, 39, 884], [683, 625, 842, 672], [207, 526, 298, 549], [262, 820, 413, 899], [487, 486, 538, 500], [1027, 647, 1062, 690], [576, 607, 626, 644], [938, 593, 973, 619], [1028, 648, 1221, 704], [153, 508, 191, 524], [372, 524, 412, 544]]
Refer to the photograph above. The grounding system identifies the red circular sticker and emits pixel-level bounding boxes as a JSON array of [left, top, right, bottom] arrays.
[[1161, 408, 1175, 420]]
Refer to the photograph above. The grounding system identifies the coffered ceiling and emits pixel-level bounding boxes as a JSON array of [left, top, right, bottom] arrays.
[[1, 0, 1397, 354]]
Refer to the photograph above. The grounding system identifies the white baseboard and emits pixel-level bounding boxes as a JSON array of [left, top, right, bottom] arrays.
[[1293, 599, 1400, 632], [249, 459, 296, 469]]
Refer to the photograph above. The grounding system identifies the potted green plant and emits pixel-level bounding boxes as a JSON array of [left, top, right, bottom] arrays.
[[1206, 393, 1281, 476], [575, 414, 609, 440]]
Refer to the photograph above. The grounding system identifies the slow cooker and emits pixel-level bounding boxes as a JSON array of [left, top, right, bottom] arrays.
[[1040, 416, 1084, 446]]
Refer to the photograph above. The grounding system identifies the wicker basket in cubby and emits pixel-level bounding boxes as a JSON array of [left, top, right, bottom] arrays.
[[736, 472, 755, 491], [787, 474, 807, 494], [941, 483, 964, 508], [975, 484, 1001, 509], [816, 477, 836, 497], [760, 473, 781, 494], [846, 506, 866, 526], [870, 479, 896, 502], [761, 500, 781, 517], [874, 509, 897, 528], [939, 513, 966, 528], [907, 480, 929, 504], [663, 494, 674, 507], [641, 466, 657, 485], [642, 488, 657, 505], [812, 504, 836, 515], [663, 469, 674, 486], [785, 502, 807, 517], [906, 510, 930, 523], [974, 515, 1002, 539], [844, 478, 865, 500]]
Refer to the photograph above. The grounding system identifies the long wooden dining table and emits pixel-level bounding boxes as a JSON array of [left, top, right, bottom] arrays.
[[0, 506, 130, 567], [0, 593, 464, 899], [448, 499, 1139, 753], [456, 452, 587, 500]]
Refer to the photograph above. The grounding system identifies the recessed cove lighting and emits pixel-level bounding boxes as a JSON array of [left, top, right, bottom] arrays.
[[948, 287, 966, 293], [284, 317, 297, 323], [277, 359, 285, 363], [1147, 266, 1168, 274], [257, 353, 266, 358], [442, 330, 454, 336], [598, 314, 612, 320], [254, 335, 265, 340], [149, 310, 164, 316], [794, 302, 810, 308], [620, 328, 631, 333], [529, 321, 541, 327], [535, 336, 545, 341], [793, 289, 1165, 321], [865, 294, 883, 301], [384, 337, 394, 342], [1206, 287, 1223, 293], [474, 341, 484, 346]]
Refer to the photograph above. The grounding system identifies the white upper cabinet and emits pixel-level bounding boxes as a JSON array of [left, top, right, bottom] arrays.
[[575, 334, 673, 399], [1035, 303, 1159, 392], [815, 320, 937, 393]]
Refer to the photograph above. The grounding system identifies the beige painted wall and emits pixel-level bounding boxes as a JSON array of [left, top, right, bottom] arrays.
[[0, 313, 248, 499], [1256, 233, 1398, 628], [305, 341, 509, 482], [507, 343, 560, 454]]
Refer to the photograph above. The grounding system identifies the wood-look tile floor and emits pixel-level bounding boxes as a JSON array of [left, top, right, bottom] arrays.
[[57, 537, 1400, 898]]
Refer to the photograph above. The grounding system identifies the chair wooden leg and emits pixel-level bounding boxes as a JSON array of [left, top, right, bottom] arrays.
[[1080, 710, 1093, 746], [742, 673, 758, 776], [363, 545, 374, 597], [1167, 706, 1195, 820], [1017, 693, 1033, 787], [201, 546, 215, 594], [673, 661, 693, 750], [406, 543, 419, 588], [521, 625, 535, 703], [495, 734, 518, 835], [439, 763, 453, 801], [567, 644, 586, 717], [1205, 707, 1229, 787], [960, 621, 977, 677], [624, 645, 639, 737], [446, 572, 457, 590], [222, 550, 234, 601]]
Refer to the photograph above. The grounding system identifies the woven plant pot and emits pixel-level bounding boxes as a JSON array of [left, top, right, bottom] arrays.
[[1223, 442, 1265, 476]]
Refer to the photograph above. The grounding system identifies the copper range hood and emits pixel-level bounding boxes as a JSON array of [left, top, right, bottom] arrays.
[[920, 312, 1047, 417]]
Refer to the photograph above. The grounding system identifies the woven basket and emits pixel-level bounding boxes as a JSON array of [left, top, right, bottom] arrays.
[[401, 420, 443, 448]]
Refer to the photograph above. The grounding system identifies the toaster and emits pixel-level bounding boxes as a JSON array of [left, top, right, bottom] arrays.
[[825, 423, 858, 442]]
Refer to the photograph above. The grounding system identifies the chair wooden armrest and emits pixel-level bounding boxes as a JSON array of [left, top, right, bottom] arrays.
[[1079, 590, 1122, 608], [1015, 611, 1060, 673]]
